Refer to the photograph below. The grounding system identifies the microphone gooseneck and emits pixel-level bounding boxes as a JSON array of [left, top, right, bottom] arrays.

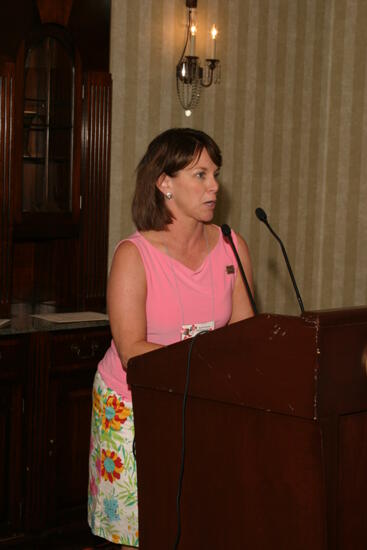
[[255, 207, 305, 314], [220, 224, 258, 315]]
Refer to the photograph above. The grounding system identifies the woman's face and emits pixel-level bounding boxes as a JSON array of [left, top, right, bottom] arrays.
[[160, 147, 220, 224]]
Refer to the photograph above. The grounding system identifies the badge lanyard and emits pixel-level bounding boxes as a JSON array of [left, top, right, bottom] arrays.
[[165, 227, 215, 340]]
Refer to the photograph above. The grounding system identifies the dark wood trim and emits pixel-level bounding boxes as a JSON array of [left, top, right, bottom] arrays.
[[36, 0, 74, 27], [0, 61, 15, 314]]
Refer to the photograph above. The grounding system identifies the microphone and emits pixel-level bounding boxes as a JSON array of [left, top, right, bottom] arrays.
[[221, 224, 258, 315], [255, 207, 305, 314]]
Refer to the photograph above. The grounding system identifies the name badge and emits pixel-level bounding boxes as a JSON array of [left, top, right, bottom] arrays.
[[181, 320, 215, 340]]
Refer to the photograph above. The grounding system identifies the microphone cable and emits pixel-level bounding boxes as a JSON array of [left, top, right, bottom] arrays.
[[173, 329, 209, 550]]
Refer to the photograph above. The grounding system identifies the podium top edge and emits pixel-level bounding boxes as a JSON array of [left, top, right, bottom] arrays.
[[301, 306, 367, 326], [255, 306, 367, 327]]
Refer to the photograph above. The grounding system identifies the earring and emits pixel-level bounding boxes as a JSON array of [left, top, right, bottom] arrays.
[[166, 192, 173, 200]]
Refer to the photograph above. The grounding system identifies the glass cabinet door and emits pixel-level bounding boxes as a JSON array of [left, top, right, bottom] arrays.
[[22, 36, 74, 213]]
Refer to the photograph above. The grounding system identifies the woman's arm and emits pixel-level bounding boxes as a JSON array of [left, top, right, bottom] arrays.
[[107, 241, 163, 368], [228, 233, 255, 324]]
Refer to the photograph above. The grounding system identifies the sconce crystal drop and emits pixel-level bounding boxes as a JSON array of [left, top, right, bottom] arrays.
[[176, 1, 220, 114]]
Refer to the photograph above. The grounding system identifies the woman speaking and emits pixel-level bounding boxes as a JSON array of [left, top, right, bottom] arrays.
[[88, 127, 255, 548]]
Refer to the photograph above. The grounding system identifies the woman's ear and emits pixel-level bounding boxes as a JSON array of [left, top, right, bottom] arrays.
[[156, 173, 171, 195]]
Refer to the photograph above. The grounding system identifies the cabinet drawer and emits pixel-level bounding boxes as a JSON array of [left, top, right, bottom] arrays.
[[50, 329, 111, 368]]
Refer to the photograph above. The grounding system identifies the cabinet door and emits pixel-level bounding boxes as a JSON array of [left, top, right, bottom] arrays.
[[22, 36, 74, 215], [44, 328, 110, 529], [13, 25, 82, 239], [0, 337, 26, 539]]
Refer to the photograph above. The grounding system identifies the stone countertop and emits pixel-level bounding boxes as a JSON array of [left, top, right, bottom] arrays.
[[0, 310, 110, 337]]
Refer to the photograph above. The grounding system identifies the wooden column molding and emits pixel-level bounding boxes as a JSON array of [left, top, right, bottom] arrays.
[[80, 71, 112, 311], [0, 61, 15, 314]]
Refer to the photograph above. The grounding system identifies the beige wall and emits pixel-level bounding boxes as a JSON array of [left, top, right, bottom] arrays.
[[109, 0, 367, 315]]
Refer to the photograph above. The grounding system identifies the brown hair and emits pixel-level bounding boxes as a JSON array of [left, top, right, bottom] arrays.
[[132, 128, 222, 231]]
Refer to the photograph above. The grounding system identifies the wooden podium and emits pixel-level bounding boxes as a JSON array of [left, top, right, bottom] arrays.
[[127, 308, 367, 549]]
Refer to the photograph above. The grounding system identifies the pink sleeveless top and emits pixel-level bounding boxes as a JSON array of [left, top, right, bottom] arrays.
[[98, 225, 239, 400]]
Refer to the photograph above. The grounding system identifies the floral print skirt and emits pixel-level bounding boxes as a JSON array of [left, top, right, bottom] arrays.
[[88, 371, 139, 547]]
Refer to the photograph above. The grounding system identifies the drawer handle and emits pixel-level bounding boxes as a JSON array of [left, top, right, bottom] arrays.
[[362, 345, 367, 376], [70, 342, 100, 360], [49, 438, 55, 457]]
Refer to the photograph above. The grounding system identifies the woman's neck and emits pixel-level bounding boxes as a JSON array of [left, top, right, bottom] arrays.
[[163, 220, 207, 251], [141, 221, 215, 269]]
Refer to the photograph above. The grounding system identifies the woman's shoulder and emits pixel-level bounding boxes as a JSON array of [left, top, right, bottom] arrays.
[[112, 233, 144, 265], [114, 230, 153, 253], [112, 229, 167, 269]]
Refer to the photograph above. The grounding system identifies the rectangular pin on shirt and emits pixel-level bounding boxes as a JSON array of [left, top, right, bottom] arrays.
[[226, 265, 235, 274]]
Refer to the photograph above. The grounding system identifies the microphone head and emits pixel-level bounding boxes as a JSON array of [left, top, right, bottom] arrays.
[[221, 224, 231, 237], [255, 207, 268, 223]]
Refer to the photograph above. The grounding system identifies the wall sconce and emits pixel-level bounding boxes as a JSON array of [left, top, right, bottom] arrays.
[[176, 0, 220, 117]]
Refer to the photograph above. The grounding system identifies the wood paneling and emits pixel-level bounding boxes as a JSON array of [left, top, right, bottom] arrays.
[[80, 71, 111, 311]]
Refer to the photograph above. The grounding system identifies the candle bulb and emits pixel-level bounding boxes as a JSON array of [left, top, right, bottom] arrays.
[[190, 22, 197, 56], [210, 24, 218, 59]]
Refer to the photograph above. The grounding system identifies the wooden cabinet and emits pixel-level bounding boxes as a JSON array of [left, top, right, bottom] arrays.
[[44, 329, 110, 529], [0, 2, 112, 545], [0, 324, 111, 546], [0, 0, 111, 314]]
